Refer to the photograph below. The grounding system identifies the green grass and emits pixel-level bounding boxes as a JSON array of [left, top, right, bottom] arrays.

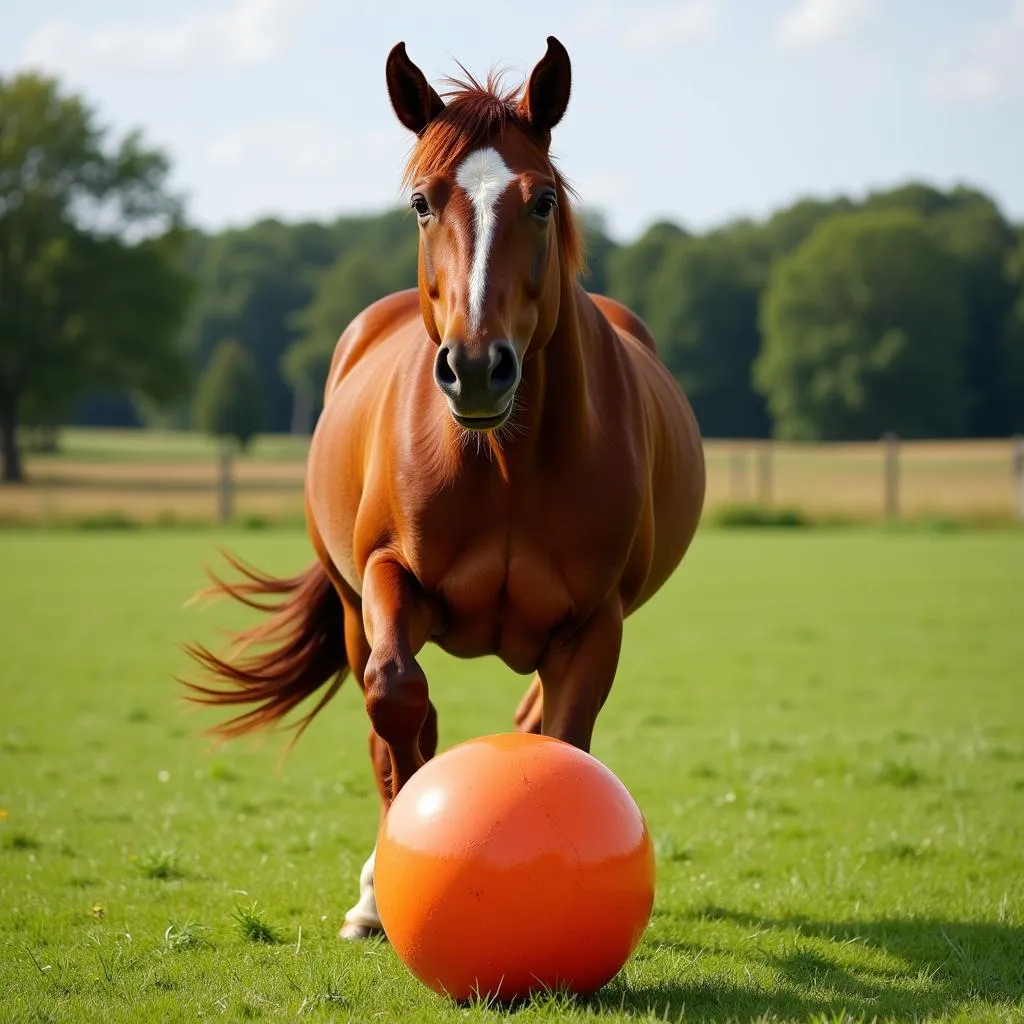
[[231, 901, 284, 945], [1, 528, 1022, 1022]]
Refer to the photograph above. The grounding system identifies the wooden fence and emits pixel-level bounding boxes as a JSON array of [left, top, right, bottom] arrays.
[[707, 435, 1024, 523], [2, 434, 1023, 526]]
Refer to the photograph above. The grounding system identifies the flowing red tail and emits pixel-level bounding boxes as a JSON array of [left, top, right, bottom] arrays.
[[181, 550, 348, 746]]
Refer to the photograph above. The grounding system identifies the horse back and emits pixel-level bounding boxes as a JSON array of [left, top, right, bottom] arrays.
[[584, 289, 705, 615]]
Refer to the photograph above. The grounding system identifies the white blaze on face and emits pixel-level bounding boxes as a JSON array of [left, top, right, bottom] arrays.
[[454, 147, 516, 334]]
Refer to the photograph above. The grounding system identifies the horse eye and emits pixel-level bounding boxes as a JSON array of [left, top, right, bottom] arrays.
[[532, 193, 556, 219], [411, 195, 430, 218]]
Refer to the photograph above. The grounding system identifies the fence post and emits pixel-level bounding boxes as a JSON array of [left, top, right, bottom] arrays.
[[883, 431, 900, 522], [757, 441, 774, 508], [729, 447, 749, 503], [1013, 435, 1024, 522], [218, 447, 234, 525]]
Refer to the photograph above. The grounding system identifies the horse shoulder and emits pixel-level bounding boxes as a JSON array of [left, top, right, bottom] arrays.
[[310, 289, 425, 592], [325, 289, 422, 396], [586, 293, 658, 355]]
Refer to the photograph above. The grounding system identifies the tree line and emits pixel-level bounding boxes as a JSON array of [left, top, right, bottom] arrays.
[[2, 72, 1023, 482]]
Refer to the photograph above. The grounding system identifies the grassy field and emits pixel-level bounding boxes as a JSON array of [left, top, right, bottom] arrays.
[[1, 527, 1023, 1022], [1, 428, 1021, 525]]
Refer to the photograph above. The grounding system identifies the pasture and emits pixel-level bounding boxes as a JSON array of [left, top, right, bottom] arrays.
[[1, 428, 1021, 526], [1, 527, 1022, 1022]]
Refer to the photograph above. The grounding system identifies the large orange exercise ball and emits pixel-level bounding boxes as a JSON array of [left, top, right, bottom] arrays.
[[374, 732, 655, 1001]]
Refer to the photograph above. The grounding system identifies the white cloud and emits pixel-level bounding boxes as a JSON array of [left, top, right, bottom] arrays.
[[573, 1, 722, 52], [20, 0, 318, 75], [775, 0, 876, 51], [928, 0, 1024, 100]]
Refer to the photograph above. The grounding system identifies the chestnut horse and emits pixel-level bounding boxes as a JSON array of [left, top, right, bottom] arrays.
[[184, 36, 705, 939]]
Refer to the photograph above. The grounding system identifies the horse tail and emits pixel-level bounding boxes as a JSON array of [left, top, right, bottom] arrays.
[[181, 550, 348, 747]]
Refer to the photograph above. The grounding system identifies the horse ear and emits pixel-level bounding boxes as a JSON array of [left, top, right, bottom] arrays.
[[519, 36, 572, 138], [386, 42, 445, 136]]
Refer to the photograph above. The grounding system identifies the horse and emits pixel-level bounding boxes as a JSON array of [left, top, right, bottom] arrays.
[[183, 35, 705, 940]]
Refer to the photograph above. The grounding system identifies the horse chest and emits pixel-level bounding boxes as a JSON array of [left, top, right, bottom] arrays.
[[426, 534, 577, 673]]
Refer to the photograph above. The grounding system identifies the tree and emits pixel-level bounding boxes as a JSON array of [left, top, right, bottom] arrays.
[[0, 72, 192, 481], [194, 340, 263, 450], [281, 242, 418, 431], [576, 209, 618, 296], [280, 338, 333, 435], [930, 200, 1018, 436], [864, 183, 1019, 435], [182, 209, 419, 434], [606, 220, 689, 327], [1004, 232, 1024, 433], [759, 197, 856, 257], [755, 210, 974, 441], [646, 234, 770, 437], [180, 219, 339, 435]]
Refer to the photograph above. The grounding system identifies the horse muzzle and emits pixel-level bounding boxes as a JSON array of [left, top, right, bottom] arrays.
[[433, 339, 521, 430]]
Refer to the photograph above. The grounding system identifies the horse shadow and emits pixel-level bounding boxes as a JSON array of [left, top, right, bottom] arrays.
[[587, 908, 1024, 1022]]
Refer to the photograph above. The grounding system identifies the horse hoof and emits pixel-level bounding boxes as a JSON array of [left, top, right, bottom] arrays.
[[338, 922, 384, 941]]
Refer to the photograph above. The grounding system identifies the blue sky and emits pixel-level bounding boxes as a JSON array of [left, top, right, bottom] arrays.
[[2, 0, 1022, 241]]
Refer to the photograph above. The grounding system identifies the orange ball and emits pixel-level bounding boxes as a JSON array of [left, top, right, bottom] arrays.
[[374, 732, 655, 1002]]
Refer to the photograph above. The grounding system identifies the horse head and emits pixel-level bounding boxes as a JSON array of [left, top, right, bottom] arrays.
[[386, 37, 584, 431]]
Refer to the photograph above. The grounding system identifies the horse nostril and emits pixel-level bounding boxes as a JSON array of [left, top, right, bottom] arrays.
[[434, 345, 458, 390], [489, 343, 518, 393]]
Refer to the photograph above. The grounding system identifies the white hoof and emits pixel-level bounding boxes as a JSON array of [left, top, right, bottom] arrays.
[[339, 848, 381, 940]]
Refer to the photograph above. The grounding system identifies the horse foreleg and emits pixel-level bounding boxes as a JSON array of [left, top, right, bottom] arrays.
[[338, 575, 433, 942], [336, 595, 381, 940], [360, 555, 433, 796], [537, 602, 623, 752], [340, 703, 438, 940]]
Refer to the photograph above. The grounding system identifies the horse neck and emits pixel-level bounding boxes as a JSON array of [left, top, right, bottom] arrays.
[[493, 274, 597, 466]]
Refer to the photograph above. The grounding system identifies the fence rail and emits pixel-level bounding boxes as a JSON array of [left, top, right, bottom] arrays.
[[2, 434, 1023, 526]]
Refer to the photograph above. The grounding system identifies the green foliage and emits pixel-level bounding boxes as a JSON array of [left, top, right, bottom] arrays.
[[163, 920, 212, 952], [646, 234, 770, 437], [283, 251, 400, 409], [231, 902, 282, 945], [924, 195, 1017, 436], [12, 67, 1021, 452], [1002, 232, 1024, 432], [3, 830, 40, 850], [758, 197, 857, 257], [184, 210, 418, 435], [134, 848, 183, 881], [605, 220, 689, 327], [180, 219, 340, 435], [0, 72, 193, 481], [87, 174, 1024, 448], [710, 503, 809, 528], [193, 340, 263, 450], [576, 208, 619, 294], [756, 209, 974, 440]]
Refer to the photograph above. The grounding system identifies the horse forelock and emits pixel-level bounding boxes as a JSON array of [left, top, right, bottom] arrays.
[[401, 69, 585, 280]]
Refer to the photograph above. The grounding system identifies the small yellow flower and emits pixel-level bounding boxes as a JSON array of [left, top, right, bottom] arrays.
[[0, 810, 9, 820], [90, 904, 105, 919]]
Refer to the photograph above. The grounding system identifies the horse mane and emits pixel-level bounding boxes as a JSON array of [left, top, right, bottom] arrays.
[[401, 67, 586, 280]]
